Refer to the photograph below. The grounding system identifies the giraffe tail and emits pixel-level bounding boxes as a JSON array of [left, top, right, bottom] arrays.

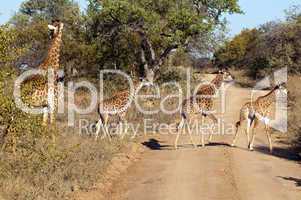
[[236, 121, 241, 128]]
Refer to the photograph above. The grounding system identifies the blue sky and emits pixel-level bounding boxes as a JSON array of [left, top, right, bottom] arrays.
[[0, 0, 300, 36]]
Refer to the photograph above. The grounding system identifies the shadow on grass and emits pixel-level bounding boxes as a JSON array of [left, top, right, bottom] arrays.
[[278, 176, 301, 187]]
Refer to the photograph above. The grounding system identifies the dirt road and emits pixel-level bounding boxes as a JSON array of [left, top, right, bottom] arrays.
[[109, 81, 301, 200]]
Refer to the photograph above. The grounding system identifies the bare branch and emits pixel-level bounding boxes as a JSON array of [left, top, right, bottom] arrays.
[[157, 44, 179, 66], [135, 28, 157, 65]]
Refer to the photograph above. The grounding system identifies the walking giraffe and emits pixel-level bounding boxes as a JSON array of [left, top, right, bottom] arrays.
[[24, 20, 64, 126], [231, 83, 287, 153], [95, 79, 150, 140], [175, 69, 234, 149], [196, 69, 234, 144]]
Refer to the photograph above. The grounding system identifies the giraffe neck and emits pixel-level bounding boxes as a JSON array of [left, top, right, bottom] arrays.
[[257, 87, 278, 107], [40, 29, 63, 71], [211, 74, 223, 89], [129, 82, 143, 99]]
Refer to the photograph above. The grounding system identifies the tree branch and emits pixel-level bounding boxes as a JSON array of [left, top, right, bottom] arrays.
[[134, 28, 157, 66], [157, 44, 178, 66]]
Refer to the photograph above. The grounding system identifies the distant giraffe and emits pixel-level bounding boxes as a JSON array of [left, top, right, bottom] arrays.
[[175, 69, 234, 149], [231, 83, 287, 153], [95, 79, 149, 140], [24, 20, 64, 126]]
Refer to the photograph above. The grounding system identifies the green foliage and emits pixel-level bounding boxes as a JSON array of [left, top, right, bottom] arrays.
[[0, 66, 49, 153], [86, 0, 240, 72], [215, 6, 301, 78], [215, 28, 260, 68], [9, 0, 94, 77], [3, 0, 241, 77], [0, 26, 25, 64]]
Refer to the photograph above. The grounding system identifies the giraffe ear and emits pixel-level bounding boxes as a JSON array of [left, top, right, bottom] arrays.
[[59, 23, 64, 31]]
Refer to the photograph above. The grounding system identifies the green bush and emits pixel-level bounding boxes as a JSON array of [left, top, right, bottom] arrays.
[[215, 7, 301, 77]]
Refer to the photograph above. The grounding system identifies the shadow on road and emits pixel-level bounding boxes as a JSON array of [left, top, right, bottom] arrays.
[[142, 139, 235, 151], [142, 139, 171, 150], [255, 146, 301, 162], [205, 142, 232, 147], [142, 138, 208, 150], [278, 176, 301, 187]]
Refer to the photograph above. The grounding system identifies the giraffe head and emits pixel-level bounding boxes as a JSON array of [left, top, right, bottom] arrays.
[[48, 19, 64, 38], [218, 68, 234, 83], [55, 70, 65, 83], [274, 82, 287, 95], [137, 77, 154, 87]]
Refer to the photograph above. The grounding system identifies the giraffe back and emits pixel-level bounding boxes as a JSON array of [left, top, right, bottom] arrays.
[[99, 87, 136, 115]]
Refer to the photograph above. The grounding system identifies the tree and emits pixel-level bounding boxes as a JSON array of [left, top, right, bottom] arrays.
[[8, 0, 96, 77], [214, 5, 301, 77], [214, 28, 260, 68], [0, 25, 26, 65], [88, 0, 241, 82]]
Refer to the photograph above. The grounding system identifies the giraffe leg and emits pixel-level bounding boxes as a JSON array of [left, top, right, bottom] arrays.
[[95, 119, 102, 140], [187, 122, 197, 149], [207, 116, 214, 144], [42, 107, 48, 126], [245, 118, 253, 148], [200, 115, 205, 147], [119, 113, 128, 138], [231, 120, 242, 147], [260, 113, 273, 153], [50, 112, 55, 124], [103, 114, 111, 141], [207, 114, 218, 144], [175, 117, 185, 150], [123, 119, 129, 138], [249, 118, 258, 151], [208, 132, 213, 143], [95, 112, 106, 140], [265, 121, 273, 153], [96, 113, 111, 141]]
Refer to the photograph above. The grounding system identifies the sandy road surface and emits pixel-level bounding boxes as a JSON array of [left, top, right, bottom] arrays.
[[108, 81, 301, 200]]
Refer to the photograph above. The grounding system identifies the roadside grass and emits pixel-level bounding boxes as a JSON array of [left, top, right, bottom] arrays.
[[1, 65, 203, 200], [287, 75, 301, 153], [0, 66, 131, 200]]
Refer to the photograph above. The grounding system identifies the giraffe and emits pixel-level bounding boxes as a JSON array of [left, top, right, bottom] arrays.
[[40, 20, 64, 71], [95, 79, 149, 140], [196, 69, 234, 144], [175, 69, 234, 149], [24, 20, 64, 126], [231, 83, 287, 153]]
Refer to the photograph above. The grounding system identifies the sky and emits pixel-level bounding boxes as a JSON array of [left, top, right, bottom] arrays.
[[0, 0, 300, 36]]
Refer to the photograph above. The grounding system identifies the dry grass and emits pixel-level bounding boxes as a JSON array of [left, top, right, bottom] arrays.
[[0, 132, 128, 200], [287, 75, 301, 151]]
